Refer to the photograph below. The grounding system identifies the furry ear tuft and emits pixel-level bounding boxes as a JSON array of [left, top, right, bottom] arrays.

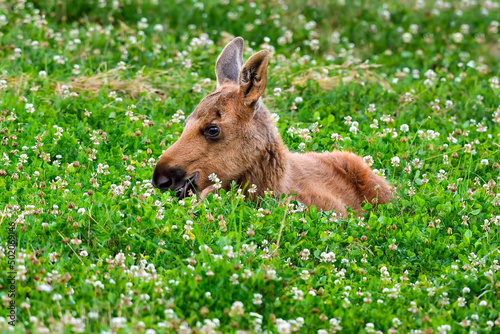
[[239, 50, 269, 107], [215, 37, 244, 88]]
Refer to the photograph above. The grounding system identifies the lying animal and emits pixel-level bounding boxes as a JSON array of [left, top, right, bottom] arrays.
[[152, 37, 391, 214]]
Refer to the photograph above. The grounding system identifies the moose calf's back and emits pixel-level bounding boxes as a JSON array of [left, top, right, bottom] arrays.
[[152, 37, 391, 214], [281, 151, 391, 214]]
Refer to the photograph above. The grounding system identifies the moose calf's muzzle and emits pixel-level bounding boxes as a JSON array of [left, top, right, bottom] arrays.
[[151, 165, 199, 199]]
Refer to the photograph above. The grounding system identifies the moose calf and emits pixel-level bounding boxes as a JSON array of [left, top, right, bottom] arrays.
[[152, 37, 391, 214]]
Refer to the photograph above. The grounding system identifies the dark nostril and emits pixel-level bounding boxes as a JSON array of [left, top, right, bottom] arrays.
[[158, 180, 172, 190], [156, 175, 172, 190]]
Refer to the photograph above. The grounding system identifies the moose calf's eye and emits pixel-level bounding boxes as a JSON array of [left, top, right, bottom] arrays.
[[204, 126, 220, 138]]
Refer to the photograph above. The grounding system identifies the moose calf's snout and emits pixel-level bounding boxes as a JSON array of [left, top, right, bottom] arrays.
[[151, 165, 187, 191], [152, 173, 172, 190]]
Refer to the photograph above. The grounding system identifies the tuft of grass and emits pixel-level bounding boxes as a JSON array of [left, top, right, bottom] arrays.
[[290, 62, 392, 91]]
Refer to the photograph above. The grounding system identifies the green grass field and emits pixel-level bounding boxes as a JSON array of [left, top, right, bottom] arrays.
[[0, 0, 499, 333]]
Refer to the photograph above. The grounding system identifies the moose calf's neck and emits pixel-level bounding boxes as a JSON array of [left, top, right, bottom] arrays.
[[235, 103, 288, 197]]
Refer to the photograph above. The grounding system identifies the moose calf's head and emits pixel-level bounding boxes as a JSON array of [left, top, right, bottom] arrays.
[[152, 37, 278, 198]]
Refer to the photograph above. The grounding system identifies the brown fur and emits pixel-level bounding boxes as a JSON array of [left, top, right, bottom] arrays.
[[152, 37, 391, 215]]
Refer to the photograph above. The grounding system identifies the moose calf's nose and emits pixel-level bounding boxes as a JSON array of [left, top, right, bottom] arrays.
[[152, 165, 187, 190], [153, 174, 172, 190]]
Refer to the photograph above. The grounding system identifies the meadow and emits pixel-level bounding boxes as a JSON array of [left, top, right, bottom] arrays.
[[0, 0, 499, 333]]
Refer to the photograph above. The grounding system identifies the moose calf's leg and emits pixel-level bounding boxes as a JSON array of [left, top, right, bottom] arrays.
[[200, 185, 217, 200]]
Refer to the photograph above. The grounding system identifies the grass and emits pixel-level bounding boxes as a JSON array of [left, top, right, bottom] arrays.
[[0, 0, 499, 333]]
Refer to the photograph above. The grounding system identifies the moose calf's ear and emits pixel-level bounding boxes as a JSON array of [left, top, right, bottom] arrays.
[[215, 37, 244, 88], [239, 50, 269, 108]]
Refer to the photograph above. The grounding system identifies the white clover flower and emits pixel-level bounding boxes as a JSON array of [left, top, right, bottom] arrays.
[[94, 280, 106, 289], [467, 60, 476, 69], [300, 270, 310, 280], [248, 184, 257, 194], [230, 274, 239, 285], [276, 320, 292, 334], [270, 113, 280, 125], [305, 20, 317, 30], [229, 301, 244, 317], [253, 293, 263, 305], [25, 103, 35, 113], [72, 64, 81, 75], [53, 55, 66, 64], [88, 311, 99, 319], [402, 32, 412, 43], [380, 9, 390, 21], [183, 58, 192, 69], [391, 156, 400, 167], [208, 173, 222, 189], [13, 48, 22, 58], [452, 32, 464, 43], [365, 323, 375, 332], [424, 69, 437, 80], [437, 324, 451, 333], [331, 31, 340, 44], [299, 248, 310, 260], [349, 121, 359, 134], [363, 155, 374, 166], [192, 83, 202, 93], [291, 287, 304, 301], [409, 24, 419, 34], [117, 61, 127, 70], [460, 24, 470, 34], [308, 38, 320, 51], [490, 77, 500, 90], [171, 109, 185, 123], [138, 17, 148, 29], [320, 251, 336, 262], [110, 317, 127, 330]]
